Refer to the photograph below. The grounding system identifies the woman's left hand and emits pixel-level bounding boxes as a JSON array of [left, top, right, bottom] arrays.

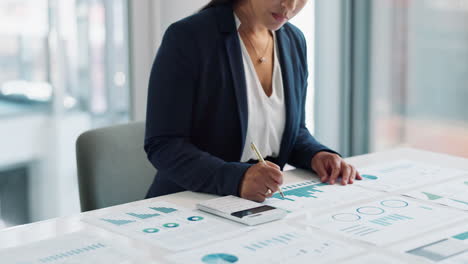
[[311, 151, 362, 185]]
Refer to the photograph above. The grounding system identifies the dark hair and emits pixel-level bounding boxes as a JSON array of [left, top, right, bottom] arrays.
[[200, 0, 237, 11]]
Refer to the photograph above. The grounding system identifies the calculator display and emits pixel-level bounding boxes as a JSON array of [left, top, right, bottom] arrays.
[[231, 205, 277, 218]]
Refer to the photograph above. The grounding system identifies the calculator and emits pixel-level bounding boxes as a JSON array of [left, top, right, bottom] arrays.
[[197, 195, 287, 226]]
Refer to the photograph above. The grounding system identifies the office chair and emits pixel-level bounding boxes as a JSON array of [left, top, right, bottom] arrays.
[[76, 121, 156, 212]]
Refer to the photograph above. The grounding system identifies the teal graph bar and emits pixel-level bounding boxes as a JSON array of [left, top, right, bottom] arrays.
[[450, 199, 468, 206], [245, 246, 256, 251], [39, 243, 106, 263], [453, 232, 468, 240], [150, 207, 177, 213], [245, 233, 296, 252], [271, 182, 327, 201], [100, 218, 136, 226], [127, 212, 160, 219], [370, 214, 412, 226]]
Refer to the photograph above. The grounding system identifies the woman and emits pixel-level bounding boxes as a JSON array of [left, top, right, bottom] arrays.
[[144, 0, 362, 202]]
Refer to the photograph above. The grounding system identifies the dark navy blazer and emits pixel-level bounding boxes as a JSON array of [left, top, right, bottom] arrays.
[[144, 4, 336, 198]]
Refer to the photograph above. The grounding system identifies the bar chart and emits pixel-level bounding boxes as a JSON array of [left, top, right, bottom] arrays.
[[304, 196, 467, 245], [83, 202, 245, 251], [263, 180, 379, 213], [404, 177, 468, 210]]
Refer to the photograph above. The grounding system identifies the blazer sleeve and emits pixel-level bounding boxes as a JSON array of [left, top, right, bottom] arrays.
[[144, 23, 252, 196], [286, 29, 340, 170]]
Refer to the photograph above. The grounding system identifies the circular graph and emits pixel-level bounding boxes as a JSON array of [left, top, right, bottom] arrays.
[[361, 174, 378, 180], [332, 213, 361, 222], [380, 200, 409, 208], [187, 216, 204, 221], [356, 206, 385, 215], [142, 228, 160, 233], [163, 223, 180, 228], [202, 253, 239, 264]]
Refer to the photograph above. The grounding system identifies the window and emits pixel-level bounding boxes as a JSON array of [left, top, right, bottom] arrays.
[[369, 0, 468, 157], [0, 0, 130, 227], [0, 0, 130, 123], [0, 0, 50, 115], [290, 1, 315, 133]]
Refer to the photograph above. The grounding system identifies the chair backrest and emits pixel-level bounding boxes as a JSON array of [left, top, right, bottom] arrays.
[[76, 121, 156, 212]]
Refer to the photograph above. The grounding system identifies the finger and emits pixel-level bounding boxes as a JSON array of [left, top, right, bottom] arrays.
[[265, 168, 284, 185], [348, 166, 357, 184], [341, 164, 351, 185], [254, 192, 267, 202], [329, 160, 342, 185], [314, 162, 329, 182], [265, 180, 280, 194], [265, 161, 281, 171], [260, 184, 271, 195], [356, 170, 363, 180]]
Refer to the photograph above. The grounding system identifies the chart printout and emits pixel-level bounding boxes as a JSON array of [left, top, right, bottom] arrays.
[[263, 180, 379, 213], [0, 231, 155, 264], [356, 160, 467, 192], [83, 201, 246, 251], [166, 225, 363, 264], [391, 223, 468, 263], [339, 253, 409, 264], [403, 177, 468, 211], [302, 196, 466, 246]]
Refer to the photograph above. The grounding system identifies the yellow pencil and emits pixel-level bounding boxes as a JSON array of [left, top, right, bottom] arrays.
[[250, 142, 285, 198]]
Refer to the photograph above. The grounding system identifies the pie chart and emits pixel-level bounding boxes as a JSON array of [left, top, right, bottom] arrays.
[[163, 223, 179, 228], [187, 216, 204, 221], [201, 253, 239, 263], [143, 228, 160, 233]]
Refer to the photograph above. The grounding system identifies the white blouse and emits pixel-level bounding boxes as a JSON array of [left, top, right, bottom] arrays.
[[234, 14, 286, 162]]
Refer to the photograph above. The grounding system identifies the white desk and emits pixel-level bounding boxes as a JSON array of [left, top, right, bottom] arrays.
[[1, 148, 467, 263]]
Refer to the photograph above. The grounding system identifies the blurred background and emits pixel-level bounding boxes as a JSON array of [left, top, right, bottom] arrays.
[[0, 0, 467, 228]]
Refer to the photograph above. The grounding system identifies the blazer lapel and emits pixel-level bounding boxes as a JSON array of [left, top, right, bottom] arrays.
[[276, 28, 296, 166], [215, 5, 248, 155]]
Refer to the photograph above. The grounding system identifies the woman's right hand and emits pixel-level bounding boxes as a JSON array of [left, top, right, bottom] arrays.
[[239, 161, 283, 202]]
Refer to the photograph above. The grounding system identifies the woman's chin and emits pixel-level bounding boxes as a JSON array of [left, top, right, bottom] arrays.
[[266, 17, 288, 31], [268, 23, 286, 31]]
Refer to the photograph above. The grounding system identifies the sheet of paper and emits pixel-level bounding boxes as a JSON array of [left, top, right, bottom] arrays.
[[403, 177, 468, 210], [82, 201, 247, 251], [391, 223, 468, 263], [263, 180, 379, 213], [302, 196, 466, 246], [356, 160, 467, 192], [165, 225, 363, 264], [0, 231, 155, 264], [339, 253, 409, 264]]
